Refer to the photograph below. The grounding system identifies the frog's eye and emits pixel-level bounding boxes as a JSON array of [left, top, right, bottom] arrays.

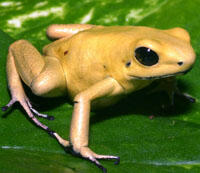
[[135, 47, 159, 66]]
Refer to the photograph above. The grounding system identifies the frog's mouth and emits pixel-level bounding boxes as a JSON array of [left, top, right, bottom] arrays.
[[129, 67, 192, 80]]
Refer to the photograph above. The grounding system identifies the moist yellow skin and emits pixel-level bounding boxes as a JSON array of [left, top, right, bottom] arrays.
[[5, 24, 196, 171]]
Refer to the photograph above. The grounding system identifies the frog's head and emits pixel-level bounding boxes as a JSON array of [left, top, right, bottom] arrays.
[[124, 27, 196, 80]]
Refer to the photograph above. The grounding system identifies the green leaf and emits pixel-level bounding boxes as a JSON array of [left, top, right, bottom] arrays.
[[1, 0, 200, 173]]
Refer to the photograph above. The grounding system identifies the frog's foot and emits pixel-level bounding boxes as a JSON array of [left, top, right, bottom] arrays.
[[2, 97, 53, 130], [2, 99, 55, 120], [151, 77, 196, 107], [70, 146, 120, 173], [161, 91, 196, 112], [165, 87, 196, 107], [2, 97, 70, 147], [175, 91, 196, 103]]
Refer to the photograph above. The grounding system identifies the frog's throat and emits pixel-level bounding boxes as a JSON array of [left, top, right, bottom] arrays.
[[129, 67, 193, 80]]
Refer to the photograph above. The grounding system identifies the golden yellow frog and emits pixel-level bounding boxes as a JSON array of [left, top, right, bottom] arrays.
[[2, 24, 196, 172]]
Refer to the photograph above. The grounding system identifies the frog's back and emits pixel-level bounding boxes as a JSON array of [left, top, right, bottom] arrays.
[[59, 26, 152, 98], [47, 26, 162, 98]]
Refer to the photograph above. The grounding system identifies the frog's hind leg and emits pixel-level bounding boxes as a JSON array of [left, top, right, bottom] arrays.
[[47, 24, 95, 40], [2, 40, 69, 147]]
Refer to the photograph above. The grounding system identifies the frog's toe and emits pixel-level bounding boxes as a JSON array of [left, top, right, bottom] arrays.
[[176, 92, 196, 103], [95, 154, 120, 165], [2, 98, 55, 120], [2, 99, 17, 112], [1, 106, 8, 111], [88, 157, 107, 173], [27, 100, 55, 120]]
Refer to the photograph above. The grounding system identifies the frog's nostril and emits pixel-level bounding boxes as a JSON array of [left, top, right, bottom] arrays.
[[177, 61, 183, 66]]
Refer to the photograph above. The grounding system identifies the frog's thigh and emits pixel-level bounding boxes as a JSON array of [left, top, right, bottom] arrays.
[[9, 40, 45, 86], [47, 24, 95, 39], [9, 40, 66, 97]]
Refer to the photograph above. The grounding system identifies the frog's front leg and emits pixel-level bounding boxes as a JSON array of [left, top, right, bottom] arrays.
[[69, 77, 122, 172], [2, 40, 69, 147], [152, 77, 195, 106], [162, 77, 195, 105]]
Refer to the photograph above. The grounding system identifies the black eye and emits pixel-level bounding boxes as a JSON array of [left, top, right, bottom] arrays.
[[135, 47, 159, 66]]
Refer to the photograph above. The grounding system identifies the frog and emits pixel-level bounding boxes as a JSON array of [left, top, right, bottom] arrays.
[[2, 24, 196, 172]]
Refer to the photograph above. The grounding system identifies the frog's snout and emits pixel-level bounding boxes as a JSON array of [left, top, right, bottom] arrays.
[[175, 58, 194, 72], [173, 45, 196, 71], [175, 54, 195, 73]]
